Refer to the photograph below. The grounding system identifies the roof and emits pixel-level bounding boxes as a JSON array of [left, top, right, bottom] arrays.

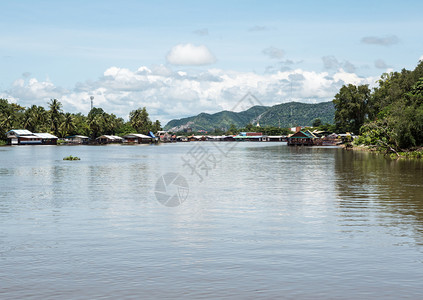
[[96, 135, 123, 140], [67, 135, 89, 139], [6, 129, 34, 136], [234, 135, 263, 139], [34, 133, 58, 139], [288, 130, 317, 139], [123, 133, 152, 139]]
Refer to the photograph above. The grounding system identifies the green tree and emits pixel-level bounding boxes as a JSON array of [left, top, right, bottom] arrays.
[[312, 118, 322, 127], [48, 99, 63, 136], [60, 112, 76, 137], [151, 120, 162, 133], [333, 84, 370, 133], [129, 107, 151, 133]]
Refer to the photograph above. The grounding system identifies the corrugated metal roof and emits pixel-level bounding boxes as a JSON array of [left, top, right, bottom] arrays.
[[123, 133, 152, 139], [67, 135, 89, 139], [97, 135, 123, 140], [6, 129, 34, 136], [34, 133, 58, 139]]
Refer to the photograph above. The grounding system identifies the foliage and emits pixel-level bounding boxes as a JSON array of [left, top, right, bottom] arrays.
[[312, 118, 322, 127], [0, 98, 160, 141], [63, 155, 80, 161], [333, 84, 370, 134], [337, 61, 423, 151], [129, 107, 153, 134]]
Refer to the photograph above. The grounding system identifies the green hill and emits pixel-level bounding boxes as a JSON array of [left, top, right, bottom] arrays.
[[164, 106, 268, 131], [257, 101, 335, 127], [164, 101, 334, 131]]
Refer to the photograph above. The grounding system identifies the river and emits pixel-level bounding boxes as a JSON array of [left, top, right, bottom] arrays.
[[1, 143, 423, 299]]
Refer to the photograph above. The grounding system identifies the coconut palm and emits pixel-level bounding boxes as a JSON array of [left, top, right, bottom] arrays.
[[60, 112, 76, 137], [48, 99, 63, 136]]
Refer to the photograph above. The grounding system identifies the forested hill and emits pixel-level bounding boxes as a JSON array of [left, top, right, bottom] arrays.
[[257, 101, 334, 128], [164, 101, 335, 131], [164, 106, 268, 132]]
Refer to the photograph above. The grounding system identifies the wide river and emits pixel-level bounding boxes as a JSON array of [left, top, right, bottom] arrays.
[[1, 142, 423, 299]]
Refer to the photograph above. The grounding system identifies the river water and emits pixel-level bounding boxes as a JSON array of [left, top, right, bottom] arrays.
[[1, 143, 423, 299]]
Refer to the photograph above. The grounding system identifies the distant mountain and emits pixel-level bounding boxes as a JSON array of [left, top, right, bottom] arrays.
[[257, 101, 335, 127], [164, 101, 334, 132], [164, 106, 268, 132]]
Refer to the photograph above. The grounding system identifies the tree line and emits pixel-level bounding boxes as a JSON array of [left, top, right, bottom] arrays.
[[0, 98, 161, 141], [333, 60, 423, 151]]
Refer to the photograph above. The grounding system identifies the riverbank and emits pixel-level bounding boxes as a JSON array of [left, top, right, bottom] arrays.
[[346, 143, 423, 159]]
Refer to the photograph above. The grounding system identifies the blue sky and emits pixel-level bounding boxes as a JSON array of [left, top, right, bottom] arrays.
[[1, 0, 422, 122]]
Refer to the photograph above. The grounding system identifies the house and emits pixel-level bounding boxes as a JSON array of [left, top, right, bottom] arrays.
[[290, 126, 304, 133], [176, 136, 189, 142], [267, 135, 287, 142], [6, 129, 42, 145], [33, 133, 58, 145], [189, 135, 206, 141], [234, 132, 268, 142], [122, 133, 153, 144], [66, 135, 89, 144], [96, 135, 123, 144], [322, 133, 341, 146], [6, 130, 58, 145], [287, 130, 322, 146], [206, 135, 235, 141], [158, 132, 175, 143]]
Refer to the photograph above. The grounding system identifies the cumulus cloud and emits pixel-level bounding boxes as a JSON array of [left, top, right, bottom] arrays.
[[374, 59, 390, 69], [193, 28, 209, 36], [361, 35, 399, 46], [419, 54, 423, 61], [2, 65, 377, 124], [166, 43, 216, 66], [262, 47, 285, 59]]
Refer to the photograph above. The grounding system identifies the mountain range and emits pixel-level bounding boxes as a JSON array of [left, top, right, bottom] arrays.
[[164, 101, 335, 132]]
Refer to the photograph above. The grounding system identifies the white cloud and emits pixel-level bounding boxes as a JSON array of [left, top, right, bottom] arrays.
[[166, 43, 216, 65], [3, 65, 377, 124], [420, 54, 423, 61]]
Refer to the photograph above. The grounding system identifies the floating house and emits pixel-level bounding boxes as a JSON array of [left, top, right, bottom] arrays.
[[96, 135, 123, 144], [322, 133, 341, 146], [206, 135, 235, 141], [158, 132, 175, 142], [287, 130, 322, 146], [34, 133, 58, 145], [176, 136, 189, 142], [66, 135, 89, 144], [267, 135, 287, 142], [234, 132, 268, 142], [122, 133, 153, 144], [6, 130, 58, 145], [6, 129, 41, 145]]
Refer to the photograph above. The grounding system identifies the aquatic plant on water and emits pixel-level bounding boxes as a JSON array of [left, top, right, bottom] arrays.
[[63, 155, 80, 161]]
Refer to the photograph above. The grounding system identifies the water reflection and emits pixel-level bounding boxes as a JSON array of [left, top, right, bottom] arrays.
[[334, 150, 423, 244], [1, 144, 423, 299]]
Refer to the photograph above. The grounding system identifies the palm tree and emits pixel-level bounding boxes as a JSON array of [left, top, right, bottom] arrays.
[[60, 113, 76, 137], [129, 107, 151, 133], [48, 99, 63, 136]]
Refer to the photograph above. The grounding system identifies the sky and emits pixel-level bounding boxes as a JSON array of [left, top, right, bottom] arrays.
[[1, 0, 423, 123]]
